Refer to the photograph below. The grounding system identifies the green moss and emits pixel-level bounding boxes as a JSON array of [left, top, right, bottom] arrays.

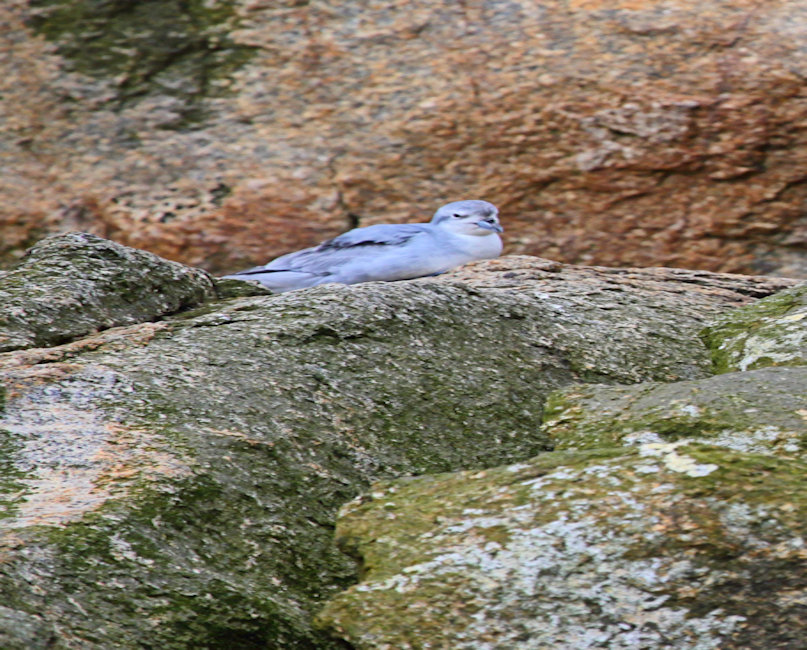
[[701, 284, 807, 373], [33, 471, 352, 649], [543, 367, 807, 454], [683, 445, 805, 505], [0, 232, 216, 352], [319, 445, 807, 649], [211, 279, 274, 300], [0, 270, 758, 646], [333, 448, 634, 584], [26, 0, 257, 128], [0, 429, 27, 522]]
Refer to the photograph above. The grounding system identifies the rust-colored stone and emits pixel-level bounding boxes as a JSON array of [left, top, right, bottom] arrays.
[[3, 1, 807, 276]]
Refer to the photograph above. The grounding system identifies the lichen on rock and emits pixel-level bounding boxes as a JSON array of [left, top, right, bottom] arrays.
[[26, 0, 256, 127], [702, 283, 807, 373], [541, 366, 807, 456], [0, 232, 217, 352], [318, 266, 806, 649], [0, 240, 788, 648], [318, 446, 807, 649]]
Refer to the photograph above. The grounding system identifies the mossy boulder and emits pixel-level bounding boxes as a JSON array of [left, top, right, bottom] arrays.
[[0, 232, 217, 352], [702, 283, 807, 373], [318, 445, 806, 649], [0, 244, 783, 648], [541, 366, 807, 455], [318, 264, 805, 649]]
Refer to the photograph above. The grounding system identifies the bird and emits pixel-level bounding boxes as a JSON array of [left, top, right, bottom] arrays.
[[221, 200, 503, 292]]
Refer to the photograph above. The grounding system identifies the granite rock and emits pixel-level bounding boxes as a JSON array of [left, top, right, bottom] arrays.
[[3, 2, 807, 276], [318, 444, 806, 649], [317, 267, 805, 649], [542, 366, 807, 456], [702, 282, 807, 372], [0, 232, 216, 352], [0, 238, 790, 647]]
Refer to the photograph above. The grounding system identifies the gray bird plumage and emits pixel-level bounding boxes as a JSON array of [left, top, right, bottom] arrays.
[[222, 200, 503, 293]]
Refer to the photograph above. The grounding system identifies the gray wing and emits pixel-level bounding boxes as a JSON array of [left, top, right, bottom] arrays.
[[262, 223, 430, 274], [223, 223, 434, 291]]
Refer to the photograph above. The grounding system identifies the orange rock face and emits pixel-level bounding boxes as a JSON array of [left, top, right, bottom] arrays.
[[2, 1, 807, 276]]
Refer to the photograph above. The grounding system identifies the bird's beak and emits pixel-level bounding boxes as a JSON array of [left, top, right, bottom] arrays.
[[477, 220, 504, 233]]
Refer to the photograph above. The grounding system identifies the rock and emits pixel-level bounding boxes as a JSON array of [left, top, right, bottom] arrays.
[[541, 366, 807, 455], [538, 279, 807, 455], [317, 262, 805, 649], [433, 255, 796, 298], [0, 232, 217, 353], [211, 277, 274, 299], [0, 606, 54, 650], [4, 3, 807, 276], [702, 283, 807, 372], [0, 242, 788, 647], [317, 445, 806, 650]]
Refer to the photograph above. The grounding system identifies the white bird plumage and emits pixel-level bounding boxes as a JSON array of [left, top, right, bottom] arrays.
[[222, 200, 503, 292]]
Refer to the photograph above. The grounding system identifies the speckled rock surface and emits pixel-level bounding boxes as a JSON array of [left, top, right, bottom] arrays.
[[317, 260, 805, 650], [702, 283, 807, 372], [536, 279, 807, 455], [318, 445, 806, 649], [4, 2, 807, 276], [0, 246, 788, 648], [0, 232, 216, 352], [541, 366, 807, 455]]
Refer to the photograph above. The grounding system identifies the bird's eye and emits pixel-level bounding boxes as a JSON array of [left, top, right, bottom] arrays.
[[452, 213, 464, 218]]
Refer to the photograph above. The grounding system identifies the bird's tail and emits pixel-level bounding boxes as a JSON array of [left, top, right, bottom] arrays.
[[221, 269, 331, 293]]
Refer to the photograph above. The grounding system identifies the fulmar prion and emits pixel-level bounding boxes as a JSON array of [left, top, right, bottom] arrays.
[[222, 200, 503, 292]]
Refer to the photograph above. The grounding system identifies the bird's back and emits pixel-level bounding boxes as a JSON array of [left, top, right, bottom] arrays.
[[222, 200, 502, 292], [224, 224, 435, 291]]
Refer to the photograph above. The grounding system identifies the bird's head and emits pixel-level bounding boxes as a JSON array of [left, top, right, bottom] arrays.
[[431, 200, 503, 237]]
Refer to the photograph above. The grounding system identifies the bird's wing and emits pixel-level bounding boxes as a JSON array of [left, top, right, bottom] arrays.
[[320, 223, 429, 249], [260, 223, 431, 275]]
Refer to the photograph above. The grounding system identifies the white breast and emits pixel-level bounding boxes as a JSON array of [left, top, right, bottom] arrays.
[[450, 232, 503, 261]]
